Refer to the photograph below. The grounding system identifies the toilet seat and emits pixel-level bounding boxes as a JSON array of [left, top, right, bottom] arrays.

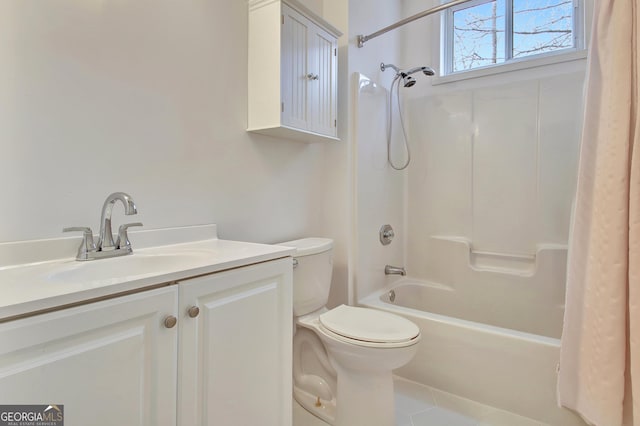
[[318, 305, 420, 348]]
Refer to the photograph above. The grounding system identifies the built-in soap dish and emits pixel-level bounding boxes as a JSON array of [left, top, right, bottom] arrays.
[[469, 250, 536, 276]]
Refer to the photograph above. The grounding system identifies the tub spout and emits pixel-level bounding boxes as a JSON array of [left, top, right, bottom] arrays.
[[385, 265, 406, 276]]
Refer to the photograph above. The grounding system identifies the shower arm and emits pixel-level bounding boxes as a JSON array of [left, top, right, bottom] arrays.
[[357, 0, 474, 48]]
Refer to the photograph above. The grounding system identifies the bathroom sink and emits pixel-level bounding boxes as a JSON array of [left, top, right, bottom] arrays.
[[47, 251, 213, 284]]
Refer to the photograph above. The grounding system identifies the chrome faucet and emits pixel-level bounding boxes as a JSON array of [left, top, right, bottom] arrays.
[[98, 192, 137, 252], [385, 265, 406, 276], [64, 192, 142, 261]]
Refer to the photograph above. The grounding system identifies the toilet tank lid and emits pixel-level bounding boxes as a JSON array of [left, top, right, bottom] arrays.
[[278, 238, 333, 256]]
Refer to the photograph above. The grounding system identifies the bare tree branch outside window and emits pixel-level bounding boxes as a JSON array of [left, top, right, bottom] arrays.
[[452, 0, 573, 72]]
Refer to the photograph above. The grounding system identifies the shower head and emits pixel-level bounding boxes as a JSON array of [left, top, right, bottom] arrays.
[[401, 75, 416, 87], [404, 66, 436, 76], [381, 62, 435, 87]]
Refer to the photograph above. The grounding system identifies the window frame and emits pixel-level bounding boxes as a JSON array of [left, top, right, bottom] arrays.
[[440, 0, 585, 78]]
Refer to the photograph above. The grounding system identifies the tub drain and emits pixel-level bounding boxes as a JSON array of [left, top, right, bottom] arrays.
[[388, 290, 396, 303]]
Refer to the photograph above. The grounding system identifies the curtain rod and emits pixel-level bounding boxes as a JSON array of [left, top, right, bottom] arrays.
[[357, 0, 474, 48]]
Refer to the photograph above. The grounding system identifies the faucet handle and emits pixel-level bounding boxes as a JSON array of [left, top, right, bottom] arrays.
[[63, 227, 97, 260], [116, 222, 143, 250]]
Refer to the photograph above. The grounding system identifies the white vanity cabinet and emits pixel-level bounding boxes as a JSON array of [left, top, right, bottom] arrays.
[[0, 286, 179, 426], [177, 258, 292, 426], [248, 0, 341, 143], [0, 257, 292, 426]]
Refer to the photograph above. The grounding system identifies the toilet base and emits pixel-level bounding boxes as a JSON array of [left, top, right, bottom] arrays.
[[294, 386, 336, 425], [334, 365, 395, 426], [295, 369, 398, 426]]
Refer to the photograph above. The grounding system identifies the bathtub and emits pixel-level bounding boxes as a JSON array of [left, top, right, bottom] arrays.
[[360, 280, 586, 426]]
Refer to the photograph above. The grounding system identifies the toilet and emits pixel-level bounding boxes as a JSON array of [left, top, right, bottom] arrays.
[[281, 238, 420, 426]]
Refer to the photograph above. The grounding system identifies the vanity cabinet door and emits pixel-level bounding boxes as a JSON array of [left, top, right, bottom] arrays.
[[0, 286, 178, 426], [177, 258, 292, 426]]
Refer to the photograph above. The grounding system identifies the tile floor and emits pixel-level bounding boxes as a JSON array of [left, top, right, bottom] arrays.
[[293, 376, 548, 426]]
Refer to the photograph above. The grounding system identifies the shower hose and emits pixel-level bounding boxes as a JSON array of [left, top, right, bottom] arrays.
[[387, 74, 411, 170]]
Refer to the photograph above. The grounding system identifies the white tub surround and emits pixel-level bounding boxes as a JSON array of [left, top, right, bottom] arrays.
[[0, 224, 294, 426], [0, 224, 293, 321], [408, 237, 568, 338]]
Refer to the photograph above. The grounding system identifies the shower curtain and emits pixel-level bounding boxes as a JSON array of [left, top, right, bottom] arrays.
[[558, 0, 639, 424]]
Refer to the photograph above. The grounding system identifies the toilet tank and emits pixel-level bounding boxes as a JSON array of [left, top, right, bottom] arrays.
[[279, 238, 333, 316]]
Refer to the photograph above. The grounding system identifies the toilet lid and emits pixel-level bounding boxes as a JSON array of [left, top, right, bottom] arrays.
[[319, 305, 420, 344]]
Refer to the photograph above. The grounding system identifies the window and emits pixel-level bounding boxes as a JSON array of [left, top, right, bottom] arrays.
[[442, 0, 581, 75]]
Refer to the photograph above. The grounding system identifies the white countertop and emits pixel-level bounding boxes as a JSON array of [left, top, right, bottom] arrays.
[[0, 225, 294, 321]]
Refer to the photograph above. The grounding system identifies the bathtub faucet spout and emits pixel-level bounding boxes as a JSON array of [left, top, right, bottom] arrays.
[[385, 265, 406, 276]]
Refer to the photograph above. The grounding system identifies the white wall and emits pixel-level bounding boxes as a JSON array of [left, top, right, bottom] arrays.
[[310, 0, 351, 307], [0, 0, 335, 246]]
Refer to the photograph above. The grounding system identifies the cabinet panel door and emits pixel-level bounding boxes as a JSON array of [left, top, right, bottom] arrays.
[[281, 4, 310, 131], [178, 258, 292, 426], [0, 287, 178, 426], [309, 23, 337, 137]]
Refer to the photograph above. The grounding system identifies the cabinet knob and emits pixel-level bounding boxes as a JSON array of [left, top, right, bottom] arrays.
[[187, 306, 200, 318], [306, 73, 319, 81], [164, 315, 177, 329]]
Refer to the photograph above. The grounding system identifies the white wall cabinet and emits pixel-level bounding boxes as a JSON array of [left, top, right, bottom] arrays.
[[248, 0, 341, 143], [0, 258, 292, 426]]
